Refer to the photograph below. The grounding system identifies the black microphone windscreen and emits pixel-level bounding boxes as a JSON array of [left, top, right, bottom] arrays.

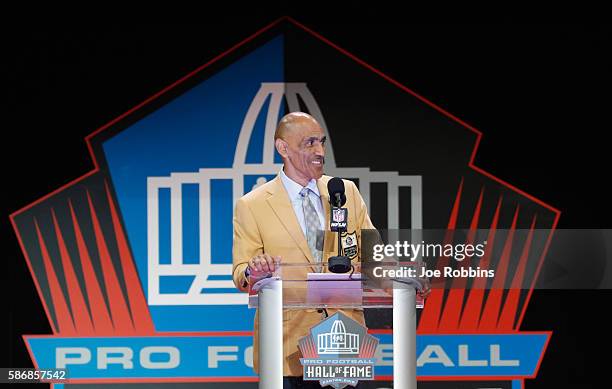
[[327, 177, 345, 195], [327, 177, 346, 206]]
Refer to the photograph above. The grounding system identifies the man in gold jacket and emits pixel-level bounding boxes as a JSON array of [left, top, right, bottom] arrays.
[[232, 112, 375, 381]]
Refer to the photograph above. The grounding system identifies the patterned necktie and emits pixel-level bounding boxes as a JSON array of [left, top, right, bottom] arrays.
[[300, 187, 322, 266]]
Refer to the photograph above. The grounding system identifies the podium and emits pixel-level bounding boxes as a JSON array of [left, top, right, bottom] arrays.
[[249, 263, 421, 389]]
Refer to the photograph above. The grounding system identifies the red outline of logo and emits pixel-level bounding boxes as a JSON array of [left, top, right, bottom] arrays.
[[10, 17, 561, 387]]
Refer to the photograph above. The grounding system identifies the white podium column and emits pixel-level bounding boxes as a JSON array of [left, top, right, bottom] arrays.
[[393, 285, 417, 389], [258, 279, 283, 389]]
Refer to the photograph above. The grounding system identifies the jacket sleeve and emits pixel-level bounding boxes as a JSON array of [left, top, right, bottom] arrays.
[[232, 197, 263, 291], [348, 179, 429, 290]]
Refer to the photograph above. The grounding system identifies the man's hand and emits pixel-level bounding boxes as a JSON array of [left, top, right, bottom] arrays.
[[247, 254, 281, 280], [418, 279, 432, 299], [417, 262, 431, 299]]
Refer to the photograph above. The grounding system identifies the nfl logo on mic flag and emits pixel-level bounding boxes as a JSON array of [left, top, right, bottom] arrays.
[[331, 208, 348, 231]]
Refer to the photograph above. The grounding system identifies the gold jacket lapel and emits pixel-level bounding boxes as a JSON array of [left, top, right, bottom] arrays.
[[266, 176, 315, 264]]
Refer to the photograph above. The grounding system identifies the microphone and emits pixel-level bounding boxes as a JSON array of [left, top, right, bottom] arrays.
[[327, 177, 346, 207], [327, 177, 351, 273]]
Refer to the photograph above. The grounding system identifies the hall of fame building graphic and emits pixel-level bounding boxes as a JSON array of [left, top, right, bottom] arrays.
[[317, 319, 360, 355]]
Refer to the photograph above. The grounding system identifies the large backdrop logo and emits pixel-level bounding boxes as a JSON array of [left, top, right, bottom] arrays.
[[10, 18, 559, 388]]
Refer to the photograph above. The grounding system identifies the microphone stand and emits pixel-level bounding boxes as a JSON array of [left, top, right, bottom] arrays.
[[328, 195, 351, 273]]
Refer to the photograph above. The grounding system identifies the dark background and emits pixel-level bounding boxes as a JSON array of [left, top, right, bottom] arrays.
[[4, 22, 610, 388]]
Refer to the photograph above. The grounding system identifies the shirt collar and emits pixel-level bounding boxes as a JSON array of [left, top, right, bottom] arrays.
[[279, 169, 320, 200]]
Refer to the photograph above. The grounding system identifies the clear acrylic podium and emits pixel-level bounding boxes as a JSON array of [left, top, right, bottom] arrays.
[[248, 263, 420, 389]]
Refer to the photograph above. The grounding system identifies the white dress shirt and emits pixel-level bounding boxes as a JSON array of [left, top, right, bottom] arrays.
[[279, 169, 326, 236]]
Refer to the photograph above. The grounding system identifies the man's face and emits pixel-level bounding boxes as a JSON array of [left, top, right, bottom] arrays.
[[284, 120, 326, 182]]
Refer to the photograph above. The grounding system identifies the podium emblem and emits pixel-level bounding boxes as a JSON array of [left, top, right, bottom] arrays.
[[299, 312, 378, 388]]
